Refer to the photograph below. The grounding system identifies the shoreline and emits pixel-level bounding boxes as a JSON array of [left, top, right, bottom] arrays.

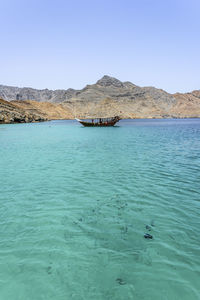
[[1, 116, 200, 125]]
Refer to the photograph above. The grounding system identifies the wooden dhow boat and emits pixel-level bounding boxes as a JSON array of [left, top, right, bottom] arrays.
[[75, 116, 121, 127]]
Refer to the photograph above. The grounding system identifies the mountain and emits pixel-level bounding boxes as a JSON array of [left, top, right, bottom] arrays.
[[173, 90, 200, 118], [0, 84, 77, 103], [62, 75, 177, 118], [12, 100, 73, 120], [0, 75, 200, 121], [0, 98, 47, 123], [0, 99, 73, 123]]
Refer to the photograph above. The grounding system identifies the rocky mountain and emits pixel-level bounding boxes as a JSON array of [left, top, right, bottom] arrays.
[[0, 75, 200, 121], [0, 98, 47, 123], [0, 84, 77, 103], [12, 100, 73, 120], [62, 76, 178, 118], [0, 99, 73, 123], [173, 90, 200, 118]]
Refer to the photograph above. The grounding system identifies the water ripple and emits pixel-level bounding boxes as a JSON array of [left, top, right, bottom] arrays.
[[0, 119, 200, 299]]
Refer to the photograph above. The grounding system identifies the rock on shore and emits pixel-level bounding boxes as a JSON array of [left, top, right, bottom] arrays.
[[0, 99, 73, 124], [0, 98, 47, 123]]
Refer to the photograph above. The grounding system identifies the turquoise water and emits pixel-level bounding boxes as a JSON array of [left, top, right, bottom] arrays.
[[0, 119, 200, 300]]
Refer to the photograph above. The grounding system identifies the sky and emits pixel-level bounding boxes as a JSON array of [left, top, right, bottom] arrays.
[[0, 0, 200, 93]]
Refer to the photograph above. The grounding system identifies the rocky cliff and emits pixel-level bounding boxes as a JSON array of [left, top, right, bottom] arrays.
[[0, 99, 73, 124], [0, 98, 48, 123], [0, 75, 200, 121]]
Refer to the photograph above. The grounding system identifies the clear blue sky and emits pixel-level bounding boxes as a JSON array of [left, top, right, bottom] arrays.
[[0, 0, 200, 93]]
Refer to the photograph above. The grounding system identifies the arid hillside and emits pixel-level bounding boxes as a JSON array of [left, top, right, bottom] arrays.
[[0, 99, 73, 123], [0, 76, 200, 122], [172, 91, 200, 118], [12, 100, 73, 120], [0, 98, 47, 123]]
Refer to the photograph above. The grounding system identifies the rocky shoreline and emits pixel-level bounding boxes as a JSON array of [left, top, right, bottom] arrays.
[[0, 99, 47, 124], [0, 98, 73, 124]]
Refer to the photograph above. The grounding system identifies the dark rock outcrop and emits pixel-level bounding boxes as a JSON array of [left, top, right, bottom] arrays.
[[0, 98, 48, 123], [96, 75, 125, 87], [0, 99, 73, 123]]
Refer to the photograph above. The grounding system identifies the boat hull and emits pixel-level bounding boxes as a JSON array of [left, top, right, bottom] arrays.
[[79, 120, 119, 127]]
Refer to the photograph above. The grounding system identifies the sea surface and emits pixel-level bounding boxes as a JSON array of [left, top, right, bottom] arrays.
[[0, 119, 200, 300]]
